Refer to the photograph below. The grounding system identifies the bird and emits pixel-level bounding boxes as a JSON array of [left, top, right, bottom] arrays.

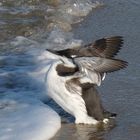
[[47, 36, 126, 85], [51, 36, 123, 58], [45, 36, 128, 125]]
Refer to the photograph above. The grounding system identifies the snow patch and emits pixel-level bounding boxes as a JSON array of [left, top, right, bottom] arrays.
[[0, 94, 61, 140]]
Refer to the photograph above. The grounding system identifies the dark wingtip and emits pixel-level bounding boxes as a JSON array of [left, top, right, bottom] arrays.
[[109, 59, 128, 73], [98, 58, 128, 73], [111, 59, 128, 72], [88, 36, 124, 58], [118, 59, 128, 69], [105, 36, 124, 58]]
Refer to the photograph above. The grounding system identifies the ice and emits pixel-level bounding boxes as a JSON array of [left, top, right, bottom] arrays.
[[0, 58, 49, 101], [0, 93, 61, 140]]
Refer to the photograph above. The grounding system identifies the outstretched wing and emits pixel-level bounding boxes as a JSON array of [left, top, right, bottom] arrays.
[[46, 36, 127, 86], [82, 36, 123, 58], [74, 57, 127, 86], [54, 36, 123, 58]]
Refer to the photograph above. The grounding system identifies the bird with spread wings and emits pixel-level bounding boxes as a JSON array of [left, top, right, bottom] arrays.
[[46, 36, 128, 123]]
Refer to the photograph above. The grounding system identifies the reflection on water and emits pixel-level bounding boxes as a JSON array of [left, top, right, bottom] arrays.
[[52, 121, 116, 140], [52, 124, 104, 140], [48, 99, 116, 140]]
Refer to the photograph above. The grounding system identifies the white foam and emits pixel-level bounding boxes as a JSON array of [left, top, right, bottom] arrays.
[[43, 28, 82, 50], [65, 0, 103, 17], [0, 93, 61, 140], [46, 0, 103, 31]]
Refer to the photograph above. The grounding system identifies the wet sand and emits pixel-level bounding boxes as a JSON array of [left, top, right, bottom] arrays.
[[52, 0, 140, 139]]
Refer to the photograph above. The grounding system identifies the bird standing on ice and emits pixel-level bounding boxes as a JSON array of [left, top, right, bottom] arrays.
[[45, 36, 127, 125]]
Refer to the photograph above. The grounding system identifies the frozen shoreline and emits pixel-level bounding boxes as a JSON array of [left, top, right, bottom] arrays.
[[0, 93, 61, 140]]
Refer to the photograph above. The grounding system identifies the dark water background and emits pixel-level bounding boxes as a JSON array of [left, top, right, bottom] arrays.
[[0, 0, 140, 140]]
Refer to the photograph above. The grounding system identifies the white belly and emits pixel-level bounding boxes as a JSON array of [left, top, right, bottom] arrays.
[[46, 73, 84, 116], [45, 62, 99, 125]]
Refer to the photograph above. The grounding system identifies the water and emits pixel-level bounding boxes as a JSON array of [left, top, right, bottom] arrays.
[[0, 0, 140, 140]]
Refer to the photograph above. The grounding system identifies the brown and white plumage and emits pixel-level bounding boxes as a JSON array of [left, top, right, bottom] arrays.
[[74, 56, 127, 85], [45, 36, 127, 124], [52, 36, 123, 58], [46, 58, 99, 124], [47, 36, 127, 85]]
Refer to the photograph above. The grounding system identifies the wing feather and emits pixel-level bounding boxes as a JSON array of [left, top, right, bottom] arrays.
[[75, 57, 127, 73], [83, 36, 123, 58], [74, 57, 127, 85], [53, 36, 123, 58]]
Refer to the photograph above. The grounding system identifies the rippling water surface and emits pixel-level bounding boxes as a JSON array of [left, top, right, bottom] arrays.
[[0, 0, 140, 140]]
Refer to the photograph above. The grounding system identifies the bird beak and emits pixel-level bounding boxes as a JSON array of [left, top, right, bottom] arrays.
[[46, 49, 59, 55]]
